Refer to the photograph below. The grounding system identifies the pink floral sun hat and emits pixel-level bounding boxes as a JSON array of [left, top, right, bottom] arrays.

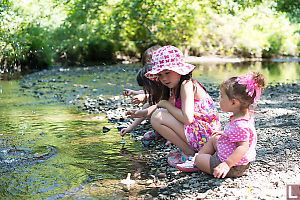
[[145, 46, 196, 81]]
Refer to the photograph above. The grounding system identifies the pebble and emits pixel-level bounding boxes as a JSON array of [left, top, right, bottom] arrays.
[[195, 193, 207, 199], [268, 162, 276, 166], [285, 149, 291, 155], [158, 173, 167, 178]]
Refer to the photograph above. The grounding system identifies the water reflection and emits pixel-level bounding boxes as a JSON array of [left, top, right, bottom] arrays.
[[193, 61, 300, 84], [0, 80, 146, 199]]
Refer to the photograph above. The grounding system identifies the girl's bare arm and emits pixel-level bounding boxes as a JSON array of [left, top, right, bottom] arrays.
[[120, 117, 145, 136], [157, 80, 194, 125], [213, 141, 249, 178]]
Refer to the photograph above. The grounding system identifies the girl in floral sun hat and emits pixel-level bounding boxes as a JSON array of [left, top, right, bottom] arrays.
[[126, 45, 221, 167]]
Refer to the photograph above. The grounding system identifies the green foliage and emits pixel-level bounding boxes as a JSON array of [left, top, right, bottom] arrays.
[[0, 0, 299, 73], [86, 39, 115, 62], [20, 24, 53, 69], [189, 1, 299, 57], [109, 0, 199, 55], [0, 0, 58, 72], [262, 33, 283, 58], [49, 0, 115, 64], [275, 0, 300, 22]]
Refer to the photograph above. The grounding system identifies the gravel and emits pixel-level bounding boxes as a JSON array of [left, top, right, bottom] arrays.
[[89, 82, 300, 200]]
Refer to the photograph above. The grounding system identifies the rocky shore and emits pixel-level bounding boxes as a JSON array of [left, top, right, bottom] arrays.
[[19, 66, 300, 199], [82, 82, 300, 199]]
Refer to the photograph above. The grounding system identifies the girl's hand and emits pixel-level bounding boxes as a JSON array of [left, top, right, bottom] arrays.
[[157, 100, 171, 109], [125, 109, 147, 118], [123, 89, 135, 96], [214, 141, 249, 178], [213, 162, 230, 178], [131, 94, 146, 104], [120, 127, 132, 137]]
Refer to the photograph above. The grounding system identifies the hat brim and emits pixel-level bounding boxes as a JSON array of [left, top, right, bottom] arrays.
[[145, 63, 196, 81]]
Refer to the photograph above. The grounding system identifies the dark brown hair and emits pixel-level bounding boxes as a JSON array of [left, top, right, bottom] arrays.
[[136, 63, 162, 105], [220, 72, 265, 109]]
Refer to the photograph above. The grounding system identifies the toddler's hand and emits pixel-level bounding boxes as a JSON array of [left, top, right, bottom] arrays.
[[213, 162, 230, 178]]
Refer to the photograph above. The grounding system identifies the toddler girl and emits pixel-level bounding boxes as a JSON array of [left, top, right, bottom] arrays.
[[177, 71, 265, 178], [128, 46, 221, 167], [120, 63, 162, 137]]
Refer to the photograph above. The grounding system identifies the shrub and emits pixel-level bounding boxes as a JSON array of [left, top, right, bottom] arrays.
[[86, 39, 115, 63], [1, 0, 299, 73], [21, 24, 53, 69]]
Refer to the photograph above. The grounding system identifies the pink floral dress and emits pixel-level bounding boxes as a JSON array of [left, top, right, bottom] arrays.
[[175, 92, 221, 151], [217, 112, 257, 166]]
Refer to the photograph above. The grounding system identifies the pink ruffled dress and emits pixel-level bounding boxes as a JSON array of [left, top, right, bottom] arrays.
[[175, 92, 221, 151]]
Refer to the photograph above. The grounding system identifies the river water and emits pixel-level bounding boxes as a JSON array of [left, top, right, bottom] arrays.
[[0, 61, 299, 199]]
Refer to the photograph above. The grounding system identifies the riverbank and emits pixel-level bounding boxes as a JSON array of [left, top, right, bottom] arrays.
[[2, 55, 299, 81], [16, 66, 300, 199], [98, 82, 299, 199]]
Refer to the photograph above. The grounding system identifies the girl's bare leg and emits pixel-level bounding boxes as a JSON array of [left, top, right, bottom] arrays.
[[198, 134, 219, 155], [151, 109, 195, 156], [195, 154, 212, 174], [195, 135, 220, 174]]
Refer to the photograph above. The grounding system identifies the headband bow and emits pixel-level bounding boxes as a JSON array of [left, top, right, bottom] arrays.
[[236, 71, 261, 103]]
